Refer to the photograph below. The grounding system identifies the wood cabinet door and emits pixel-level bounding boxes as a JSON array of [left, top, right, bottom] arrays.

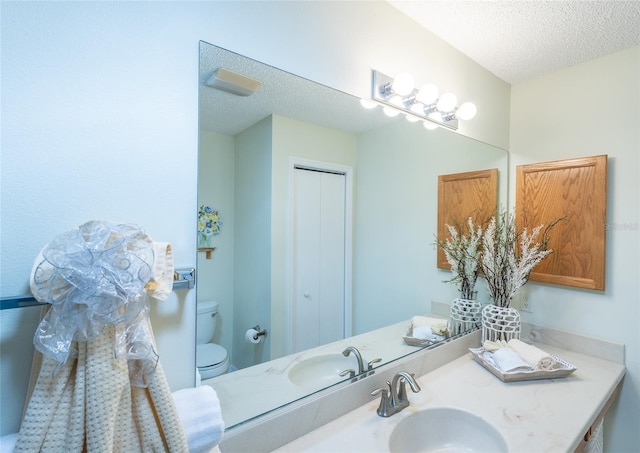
[[437, 169, 498, 269], [516, 155, 607, 290]]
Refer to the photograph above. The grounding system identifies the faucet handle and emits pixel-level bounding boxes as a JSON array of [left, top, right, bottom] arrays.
[[370, 387, 387, 397], [367, 358, 382, 371], [371, 382, 394, 417], [339, 369, 356, 379]]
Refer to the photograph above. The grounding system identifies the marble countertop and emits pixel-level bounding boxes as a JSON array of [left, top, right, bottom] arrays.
[[274, 342, 625, 452], [204, 319, 444, 428]]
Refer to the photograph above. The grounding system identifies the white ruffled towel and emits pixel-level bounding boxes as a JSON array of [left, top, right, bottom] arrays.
[[145, 241, 174, 300], [508, 338, 562, 371], [411, 316, 448, 339], [490, 347, 531, 372], [173, 385, 225, 453], [483, 339, 562, 372]]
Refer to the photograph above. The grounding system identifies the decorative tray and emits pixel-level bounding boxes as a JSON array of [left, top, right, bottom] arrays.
[[403, 325, 446, 347], [469, 347, 577, 382]]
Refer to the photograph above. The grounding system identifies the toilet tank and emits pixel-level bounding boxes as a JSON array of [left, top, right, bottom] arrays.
[[196, 300, 218, 344]]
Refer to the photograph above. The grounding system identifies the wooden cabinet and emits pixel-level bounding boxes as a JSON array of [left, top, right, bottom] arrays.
[[437, 168, 498, 269], [516, 155, 607, 290]]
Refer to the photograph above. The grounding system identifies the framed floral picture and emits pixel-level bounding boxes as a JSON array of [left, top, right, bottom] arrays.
[[198, 204, 222, 249]]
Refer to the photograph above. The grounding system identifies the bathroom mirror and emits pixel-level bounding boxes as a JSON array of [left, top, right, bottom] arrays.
[[198, 41, 508, 428]]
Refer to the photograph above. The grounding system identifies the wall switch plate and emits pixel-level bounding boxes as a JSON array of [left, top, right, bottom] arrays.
[[513, 291, 532, 313]]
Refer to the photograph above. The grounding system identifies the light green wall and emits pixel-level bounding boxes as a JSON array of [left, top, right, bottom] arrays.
[[354, 119, 508, 333], [197, 131, 235, 364], [201, 114, 509, 362], [200, 116, 359, 367], [233, 118, 273, 369], [270, 115, 358, 358], [510, 46, 640, 451]]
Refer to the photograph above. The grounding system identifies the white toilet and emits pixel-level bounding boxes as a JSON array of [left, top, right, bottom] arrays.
[[196, 300, 230, 379]]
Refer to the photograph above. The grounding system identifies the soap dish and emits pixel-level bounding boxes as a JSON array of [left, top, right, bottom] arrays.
[[469, 347, 577, 382]]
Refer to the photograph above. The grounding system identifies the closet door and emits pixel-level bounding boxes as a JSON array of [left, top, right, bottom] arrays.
[[291, 167, 346, 353]]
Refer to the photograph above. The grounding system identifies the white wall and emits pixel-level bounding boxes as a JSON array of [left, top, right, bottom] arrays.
[[1, 0, 509, 436], [510, 46, 640, 451]]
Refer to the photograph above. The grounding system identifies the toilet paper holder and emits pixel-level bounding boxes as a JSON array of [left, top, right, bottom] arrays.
[[251, 325, 267, 340]]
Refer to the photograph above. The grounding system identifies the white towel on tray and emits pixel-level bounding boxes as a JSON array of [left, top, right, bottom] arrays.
[[173, 385, 225, 453], [411, 316, 448, 337], [508, 339, 562, 371], [412, 324, 435, 340], [490, 347, 532, 372]]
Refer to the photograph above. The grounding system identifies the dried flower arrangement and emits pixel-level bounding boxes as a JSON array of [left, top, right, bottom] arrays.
[[438, 208, 559, 308], [480, 208, 558, 307], [437, 217, 483, 300]]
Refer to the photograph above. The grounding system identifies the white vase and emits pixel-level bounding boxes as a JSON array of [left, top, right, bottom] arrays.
[[449, 298, 482, 335], [481, 304, 521, 344]]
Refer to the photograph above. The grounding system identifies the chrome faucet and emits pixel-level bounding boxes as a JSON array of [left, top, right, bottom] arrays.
[[371, 371, 421, 417], [342, 346, 365, 375], [341, 346, 381, 378]]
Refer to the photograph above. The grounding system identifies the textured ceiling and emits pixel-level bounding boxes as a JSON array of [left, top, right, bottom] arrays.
[[388, 0, 640, 84], [199, 44, 397, 135], [201, 2, 640, 135]]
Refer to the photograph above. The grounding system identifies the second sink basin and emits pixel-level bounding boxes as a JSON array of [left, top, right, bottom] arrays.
[[389, 407, 508, 452], [288, 353, 360, 387]]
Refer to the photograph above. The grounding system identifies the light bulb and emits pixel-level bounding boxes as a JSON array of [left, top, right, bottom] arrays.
[[437, 92, 457, 112], [406, 114, 420, 123], [391, 72, 415, 96], [423, 121, 439, 130], [383, 106, 400, 117], [416, 83, 439, 105], [428, 111, 443, 123], [410, 103, 424, 115], [388, 95, 404, 107], [457, 102, 477, 120], [360, 98, 378, 109]]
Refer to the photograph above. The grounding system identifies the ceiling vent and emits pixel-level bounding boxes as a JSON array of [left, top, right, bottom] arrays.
[[205, 68, 262, 97]]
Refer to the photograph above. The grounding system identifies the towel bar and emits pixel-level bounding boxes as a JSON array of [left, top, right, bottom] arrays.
[[173, 267, 196, 290], [1, 267, 196, 310]]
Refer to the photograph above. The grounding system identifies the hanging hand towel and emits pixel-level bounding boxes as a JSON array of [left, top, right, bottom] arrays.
[[173, 386, 225, 453], [15, 221, 189, 452], [145, 242, 174, 301]]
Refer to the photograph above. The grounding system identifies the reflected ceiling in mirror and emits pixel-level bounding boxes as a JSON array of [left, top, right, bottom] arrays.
[[199, 45, 402, 136]]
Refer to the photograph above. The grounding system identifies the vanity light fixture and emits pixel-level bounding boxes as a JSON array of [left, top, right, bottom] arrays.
[[366, 70, 477, 130], [205, 67, 262, 97], [360, 98, 378, 109]]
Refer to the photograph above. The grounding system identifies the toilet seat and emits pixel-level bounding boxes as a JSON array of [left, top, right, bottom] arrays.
[[196, 343, 228, 368], [196, 343, 229, 379]]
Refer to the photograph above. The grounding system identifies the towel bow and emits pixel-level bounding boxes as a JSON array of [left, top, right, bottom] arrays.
[[29, 220, 164, 387]]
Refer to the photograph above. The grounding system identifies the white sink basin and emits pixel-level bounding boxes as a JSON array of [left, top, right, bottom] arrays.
[[288, 353, 360, 387], [389, 407, 508, 452]]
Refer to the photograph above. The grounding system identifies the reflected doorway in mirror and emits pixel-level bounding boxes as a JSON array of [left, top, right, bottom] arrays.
[[290, 162, 350, 353]]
